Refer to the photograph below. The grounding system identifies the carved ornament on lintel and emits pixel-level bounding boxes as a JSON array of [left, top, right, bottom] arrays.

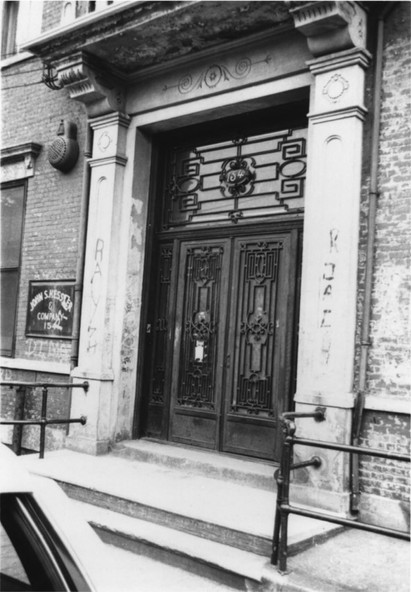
[[53, 53, 125, 117], [289, 1, 367, 57]]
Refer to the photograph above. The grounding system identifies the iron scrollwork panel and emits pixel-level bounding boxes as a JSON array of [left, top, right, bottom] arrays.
[[163, 128, 307, 228], [149, 246, 173, 405], [177, 245, 223, 409], [231, 240, 283, 416]]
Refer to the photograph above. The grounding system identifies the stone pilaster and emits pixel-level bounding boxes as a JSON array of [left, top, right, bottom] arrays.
[[67, 112, 130, 454], [289, 2, 371, 514]]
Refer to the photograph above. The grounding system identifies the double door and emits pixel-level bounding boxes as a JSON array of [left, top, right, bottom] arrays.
[[141, 226, 301, 461]]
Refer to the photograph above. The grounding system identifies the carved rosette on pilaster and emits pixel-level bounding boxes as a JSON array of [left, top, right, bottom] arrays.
[[53, 52, 125, 117], [289, 1, 367, 57]]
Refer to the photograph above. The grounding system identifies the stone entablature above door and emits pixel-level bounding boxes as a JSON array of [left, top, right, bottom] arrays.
[[126, 30, 311, 114]]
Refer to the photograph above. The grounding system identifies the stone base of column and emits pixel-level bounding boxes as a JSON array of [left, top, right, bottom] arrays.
[[290, 401, 354, 516], [67, 369, 114, 456], [65, 434, 110, 455], [290, 484, 351, 517]]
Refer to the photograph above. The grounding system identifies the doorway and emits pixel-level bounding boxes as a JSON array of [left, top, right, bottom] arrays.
[[139, 108, 306, 461]]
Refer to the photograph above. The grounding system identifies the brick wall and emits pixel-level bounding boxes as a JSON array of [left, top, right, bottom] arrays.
[[359, 411, 410, 502], [367, 3, 411, 400], [0, 368, 71, 452], [356, 2, 411, 523], [2, 56, 87, 364], [1, 54, 87, 450], [41, 1, 63, 33]]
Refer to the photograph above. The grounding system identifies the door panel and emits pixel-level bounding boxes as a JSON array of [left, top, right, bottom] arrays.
[[223, 233, 296, 459], [143, 242, 177, 440], [170, 240, 231, 449]]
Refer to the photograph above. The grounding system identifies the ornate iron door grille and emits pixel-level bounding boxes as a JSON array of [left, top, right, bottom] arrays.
[[231, 240, 282, 417], [177, 245, 223, 410], [163, 128, 307, 228], [149, 245, 173, 406]]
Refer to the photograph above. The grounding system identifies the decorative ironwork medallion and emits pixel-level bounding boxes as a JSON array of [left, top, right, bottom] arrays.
[[220, 138, 256, 198]]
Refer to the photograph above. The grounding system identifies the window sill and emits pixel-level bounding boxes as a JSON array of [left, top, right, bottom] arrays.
[[0, 357, 70, 376]]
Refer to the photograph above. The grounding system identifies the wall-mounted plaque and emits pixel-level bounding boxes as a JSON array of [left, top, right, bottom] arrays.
[[26, 281, 75, 339]]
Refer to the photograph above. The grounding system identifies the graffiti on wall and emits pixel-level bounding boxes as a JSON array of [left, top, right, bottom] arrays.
[[87, 238, 105, 353], [24, 339, 68, 363], [319, 228, 339, 364]]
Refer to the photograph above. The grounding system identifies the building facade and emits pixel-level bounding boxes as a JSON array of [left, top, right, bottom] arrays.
[[1, 0, 410, 532]]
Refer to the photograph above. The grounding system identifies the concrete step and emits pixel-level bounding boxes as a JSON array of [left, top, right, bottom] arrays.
[[74, 499, 264, 589], [111, 439, 275, 491], [19, 448, 341, 587]]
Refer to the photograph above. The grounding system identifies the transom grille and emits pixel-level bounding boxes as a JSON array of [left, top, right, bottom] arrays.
[[163, 127, 307, 228]]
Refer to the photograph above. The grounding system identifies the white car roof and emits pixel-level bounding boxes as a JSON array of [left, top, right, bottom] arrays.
[[0, 443, 34, 494], [0, 444, 121, 592]]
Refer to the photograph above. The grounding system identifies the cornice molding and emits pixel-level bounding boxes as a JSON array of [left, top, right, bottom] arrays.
[[290, 1, 367, 57], [88, 155, 128, 168], [308, 105, 368, 123], [1, 142, 42, 182], [308, 47, 372, 74], [1, 142, 42, 164], [89, 112, 131, 131]]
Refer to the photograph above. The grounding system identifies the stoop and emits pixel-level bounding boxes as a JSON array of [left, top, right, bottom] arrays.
[[19, 440, 341, 590]]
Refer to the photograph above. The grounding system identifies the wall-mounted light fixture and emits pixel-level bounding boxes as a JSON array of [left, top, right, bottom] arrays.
[[48, 120, 79, 173]]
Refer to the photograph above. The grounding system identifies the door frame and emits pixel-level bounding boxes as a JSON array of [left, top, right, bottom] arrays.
[[133, 109, 307, 447]]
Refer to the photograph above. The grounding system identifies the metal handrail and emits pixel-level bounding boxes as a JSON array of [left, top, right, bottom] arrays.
[[272, 413, 411, 573], [0, 381, 88, 458]]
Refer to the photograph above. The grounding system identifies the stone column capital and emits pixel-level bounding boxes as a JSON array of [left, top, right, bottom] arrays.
[[53, 52, 126, 117], [307, 46, 372, 75], [305, 47, 371, 119], [289, 1, 367, 57]]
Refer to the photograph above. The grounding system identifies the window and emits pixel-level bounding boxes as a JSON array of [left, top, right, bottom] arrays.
[[1, 1, 19, 59], [61, 0, 115, 25], [0, 522, 31, 591], [1, 493, 92, 591], [1, 1, 43, 60], [1, 183, 26, 356]]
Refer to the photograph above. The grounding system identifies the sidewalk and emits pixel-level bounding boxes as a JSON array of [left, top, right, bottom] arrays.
[[259, 528, 410, 592]]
